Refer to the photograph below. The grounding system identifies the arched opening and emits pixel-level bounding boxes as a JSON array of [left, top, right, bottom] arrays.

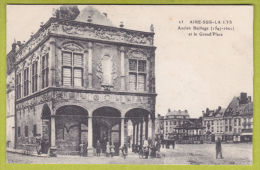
[[41, 104, 51, 154], [55, 105, 88, 154], [92, 107, 121, 155], [125, 108, 151, 152]]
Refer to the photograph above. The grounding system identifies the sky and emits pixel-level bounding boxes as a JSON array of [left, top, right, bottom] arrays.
[[6, 5, 253, 118]]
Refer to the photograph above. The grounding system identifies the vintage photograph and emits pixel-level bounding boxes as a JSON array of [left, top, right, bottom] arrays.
[[6, 5, 253, 164]]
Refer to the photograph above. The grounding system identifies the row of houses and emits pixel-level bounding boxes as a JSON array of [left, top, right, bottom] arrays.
[[203, 92, 253, 143], [155, 92, 253, 144]]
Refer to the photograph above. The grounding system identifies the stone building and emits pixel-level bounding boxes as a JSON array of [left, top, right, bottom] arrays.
[[13, 6, 157, 155], [202, 92, 253, 143]]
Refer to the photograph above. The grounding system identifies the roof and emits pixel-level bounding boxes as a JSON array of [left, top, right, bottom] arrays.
[[166, 110, 189, 117], [224, 96, 253, 117], [75, 6, 115, 27], [203, 107, 226, 118]]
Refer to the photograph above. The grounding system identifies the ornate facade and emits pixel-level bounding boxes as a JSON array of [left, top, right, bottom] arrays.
[[13, 6, 157, 156]]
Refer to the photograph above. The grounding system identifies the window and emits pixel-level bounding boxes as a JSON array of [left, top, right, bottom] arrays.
[[166, 121, 168, 126], [18, 127, 21, 137], [229, 119, 232, 124], [62, 52, 83, 87], [225, 126, 228, 132], [225, 119, 228, 124], [42, 54, 49, 88], [211, 127, 214, 132], [211, 120, 214, 125], [234, 119, 237, 126], [33, 125, 37, 137], [25, 125, 28, 137], [166, 127, 168, 133], [217, 126, 219, 132], [170, 121, 172, 125], [234, 128, 237, 133], [16, 73, 21, 99], [220, 126, 222, 132], [129, 59, 146, 91], [32, 62, 38, 93], [238, 128, 241, 133], [220, 120, 222, 125], [229, 125, 232, 132], [23, 68, 29, 96], [217, 120, 219, 125], [238, 118, 241, 126], [173, 120, 176, 125]]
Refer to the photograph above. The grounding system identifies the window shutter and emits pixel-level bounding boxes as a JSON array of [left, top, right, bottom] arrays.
[[63, 68, 72, 86], [138, 74, 145, 91], [74, 68, 82, 87], [129, 73, 137, 90], [74, 54, 83, 67], [63, 52, 72, 66]]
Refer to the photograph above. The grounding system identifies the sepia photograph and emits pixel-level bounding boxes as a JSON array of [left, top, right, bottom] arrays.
[[6, 5, 253, 165]]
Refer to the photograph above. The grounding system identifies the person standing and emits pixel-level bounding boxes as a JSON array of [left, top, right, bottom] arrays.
[[35, 134, 42, 155], [216, 137, 223, 159], [79, 141, 85, 157], [110, 142, 115, 157], [96, 140, 101, 157], [106, 142, 111, 157], [143, 139, 149, 159]]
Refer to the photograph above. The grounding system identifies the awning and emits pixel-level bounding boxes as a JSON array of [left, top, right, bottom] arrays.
[[240, 133, 253, 136]]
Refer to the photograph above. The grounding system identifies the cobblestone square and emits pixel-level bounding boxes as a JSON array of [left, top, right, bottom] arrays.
[[6, 143, 252, 165]]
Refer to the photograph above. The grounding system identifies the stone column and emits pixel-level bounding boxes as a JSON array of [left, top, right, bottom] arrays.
[[121, 117, 125, 147], [120, 46, 125, 91], [151, 118, 155, 145], [49, 40, 56, 86], [88, 42, 93, 89], [145, 118, 149, 140], [140, 120, 143, 146], [51, 115, 56, 147], [132, 122, 135, 152], [136, 122, 139, 145], [88, 116, 93, 156]]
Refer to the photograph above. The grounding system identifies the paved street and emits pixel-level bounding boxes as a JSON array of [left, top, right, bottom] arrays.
[[6, 143, 252, 165]]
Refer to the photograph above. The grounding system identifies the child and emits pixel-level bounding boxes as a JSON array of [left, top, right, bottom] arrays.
[[96, 140, 101, 157], [110, 142, 115, 157]]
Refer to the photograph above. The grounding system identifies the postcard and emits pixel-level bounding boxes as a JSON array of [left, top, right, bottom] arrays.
[[6, 5, 253, 165]]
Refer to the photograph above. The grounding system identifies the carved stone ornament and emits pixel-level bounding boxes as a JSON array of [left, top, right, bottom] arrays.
[[30, 52, 40, 64], [127, 49, 148, 60], [62, 42, 83, 52], [16, 66, 22, 74], [96, 55, 118, 89], [41, 44, 50, 56]]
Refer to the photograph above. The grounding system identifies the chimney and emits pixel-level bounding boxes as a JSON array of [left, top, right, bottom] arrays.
[[206, 108, 209, 113], [185, 110, 188, 113], [103, 13, 107, 17], [120, 21, 124, 28], [158, 114, 161, 117], [240, 92, 248, 104], [218, 106, 221, 111], [168, 108, 171, 112], [248, 96, 251, 102]]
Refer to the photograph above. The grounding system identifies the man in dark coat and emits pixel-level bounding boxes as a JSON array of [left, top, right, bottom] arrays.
[[216, 137, 223, 159]]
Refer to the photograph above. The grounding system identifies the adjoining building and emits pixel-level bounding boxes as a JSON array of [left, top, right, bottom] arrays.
[[202, 92, 253, 143], [155, 109, 204, 145], [12, 5, 157, 156]]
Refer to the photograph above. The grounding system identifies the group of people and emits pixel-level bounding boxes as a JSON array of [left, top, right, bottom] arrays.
[[96, 140, 116, 157]]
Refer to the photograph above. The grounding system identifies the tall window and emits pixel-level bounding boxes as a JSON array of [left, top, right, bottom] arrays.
[[42, 54, 49, 88], [23, 68, 29, 96], [33, 124, 37, 137], [32, 62, 38, 93], [234, 119, 237, 126], [238, 118, 241, 126], [129, 59, 146, 91], [62, 52, 83, 87], [18, 127, 21, 137], [16, 73, 21, 99], [166, 121, 168, 126], [25, 125, 28, 137]]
